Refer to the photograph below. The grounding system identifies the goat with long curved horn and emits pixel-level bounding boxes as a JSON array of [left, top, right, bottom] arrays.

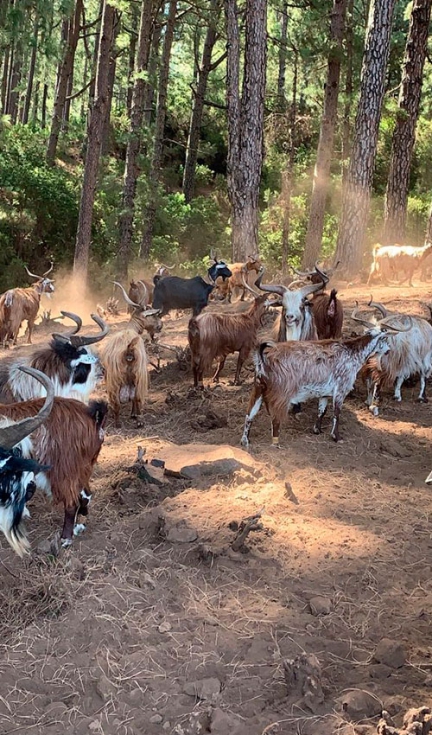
[[53, 314, 109, 348], [0, 368, 55, 449], [113, 281, 159, 316], [368, 298, 388, 318]]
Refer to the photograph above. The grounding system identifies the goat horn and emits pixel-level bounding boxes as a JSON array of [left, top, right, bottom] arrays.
[[254, 268, 287, 297], [158, 263, 174, 270], [137, 280, 149, 306], [60, 311, 82, 335], [300, 279, 326, 298], [69, 314, 109, 347], [25, 265, 42, 280], [0, 368, 55, 449], [351, 302, 376, 329], [379, 315, 412, 333], [113, 281, 141, 309], [241, 269, 260, 297], [293, 266, 314, 278], [43, 262, 54, 276], [368, 297, 388, 318]]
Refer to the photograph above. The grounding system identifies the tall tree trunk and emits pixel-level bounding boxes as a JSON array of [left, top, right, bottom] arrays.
[[277, 0, 288, 110], [281, 49, 298, 274], [140, 0, 177, 260], [1, 45, 10, 113], [144, 21, 161, 125], [302, 0, 347, 268], [102, 13, 120, 156], [126, 6, 139, 117], [182, 0, 220, 203], [41, 83, 48, 127], [225, 0, 267, 261], [73, 2, 116, 281], [383, 0, 432, 244], [334, 0, 396, 277], [22, 13, 39, 125], [341, 0, 354, 182], [63, 63, 73, 129], [46, 0, 83, 164], [117, 0, 156, 280], [32, 80, 40, 123]]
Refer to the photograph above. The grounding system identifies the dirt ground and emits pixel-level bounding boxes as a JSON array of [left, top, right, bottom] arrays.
[[1, 282, 432, 735]]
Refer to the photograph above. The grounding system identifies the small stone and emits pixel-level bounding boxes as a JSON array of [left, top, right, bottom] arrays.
[[149, 714, 163, 724], [309, 596, 332, 615], [163, 723, 171, 731], [158, 621, 172, 633], [183, 677, 221, 701], [95, 673, 116, 702], [368, 663, 392, 680], [337, 689, 382, 721], [167, 525, 198, 543], [373, 638, 406, 669], [88, 721, 101, 732], [210, 707, 242, 735]]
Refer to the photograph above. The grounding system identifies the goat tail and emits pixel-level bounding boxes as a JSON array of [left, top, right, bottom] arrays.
[[87, 400, 109, 430], [0, 501, 30, 558], [328, 288, 338, 318], [254, 341, 276, 377]]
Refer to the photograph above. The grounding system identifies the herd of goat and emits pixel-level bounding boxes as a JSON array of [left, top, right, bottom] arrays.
[[0, 252, 431, 559]]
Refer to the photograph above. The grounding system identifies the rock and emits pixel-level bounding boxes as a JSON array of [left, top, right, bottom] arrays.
[[210, 708, 242, 735], [309, 596, 332, 615], [336, 689, 382, 721], [44, 702, 69, 718], [162, 443, 261, 481], [88, 721, 101, 732], [95, 674, 116, 702], [373, 638, 406, 669], [36, 538, 52, 555], [158, 621, 172, 633], [149, 714, 163, 724], [167, 524, 198, 543], [368, 663, 392, 680], [183, 677, 221, 701], [163, 723, 171, 731]]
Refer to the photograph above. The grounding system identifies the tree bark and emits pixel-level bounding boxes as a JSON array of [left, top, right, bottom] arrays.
[[117, 0, 156, 280], [46, 0, 83, 164], [281, 50, 298, 274], [7, 38, 22, 123], [302, 0, 347, 268], [182, 0, 220, 203], [22, 13, 39, 125], [126, 6, 139, 118], [277, 0, 288, 111], [41, 83, 48, 127], [1, 45, 9, 114], [334, 0, 396, 277], [140, 0, 177, 260], [73, 1, 116, 282], [101, 12, 120, 156], [341, 0, 354, 182], [144, 21, 161, 125], [225, 0, 267, 261], [383, 0, 432, 244]]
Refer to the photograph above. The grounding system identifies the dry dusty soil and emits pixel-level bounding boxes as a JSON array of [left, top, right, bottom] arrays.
[[1, 283, 432, 735]]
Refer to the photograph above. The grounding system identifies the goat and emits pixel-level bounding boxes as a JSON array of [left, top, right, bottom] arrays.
[[367, 243, 432, 287], [254, 264, 327, 342], [292, 262, 343, 339], [115, 282, 162, 341], [188, 271, 269, 386], [152, 258, 232, 317], [240, 311, 410, 448], [0, 312, 108, 405], [0, 368, 108, 548], [214, 255, 263, 302], [128, 280, 153, 312], [355, 299, 432, 414], [100, 283, 160, 425], [0, 263, 55, 347], [0, 367, 54, 556]]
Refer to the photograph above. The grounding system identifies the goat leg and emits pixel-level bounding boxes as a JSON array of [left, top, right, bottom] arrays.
[[393, 375, 404, 402], [241, 383, 264, 449], [61, 504, 79, 547], [313, 397, 328, 434], [213, 357, 226, 383], [271, 417, 281, 446], [418, 372, 428, 403], [233, 350, 248, 385], [330, 396, 343, 442]]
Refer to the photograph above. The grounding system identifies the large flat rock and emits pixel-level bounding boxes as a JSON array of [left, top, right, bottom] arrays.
[[161, 443, 261, 480]]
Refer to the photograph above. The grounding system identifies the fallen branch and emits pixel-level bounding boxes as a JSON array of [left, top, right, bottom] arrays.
[[231, 509, 263, 551]]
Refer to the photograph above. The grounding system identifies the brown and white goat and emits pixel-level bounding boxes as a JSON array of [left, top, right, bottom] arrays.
[[367, 243, 432, 286], [188, 272, 269, 386], [100, 283, 160, 425], [0, 369, 108, 548], [213, 255, 263, 302], [0, 263, 55, 347], [355, 299, 432, 414], [292, 262, 343, 339], [240, 315, 410, 448], [0, 312, 108, 404]]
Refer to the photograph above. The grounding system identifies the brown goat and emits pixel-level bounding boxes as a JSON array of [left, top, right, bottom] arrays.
[[128, 279, 154, 313], [0, 392, 108, 546], [213, 256, 263, 302], [291, 262, 343, 340], [188, 274, 269, 386], [0, 264, 55, 347]]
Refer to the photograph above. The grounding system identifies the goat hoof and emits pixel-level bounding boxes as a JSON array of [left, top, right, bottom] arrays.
[[417, 396, 428, 404], [313, 426, 321, 435], [330, 434, 342, 443], [73, 523, 86, 537], [240, 438, 250, 450], [369, 405, 379, 417], [61, 538, 73, 548], [392, 396, 402, 402]]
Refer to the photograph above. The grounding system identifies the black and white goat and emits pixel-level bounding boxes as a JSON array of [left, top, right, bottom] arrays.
[[0, 367, 54, 556], [0, 312, 108, 404]]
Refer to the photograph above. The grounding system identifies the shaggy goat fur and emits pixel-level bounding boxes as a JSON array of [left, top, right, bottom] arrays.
[[188, 294, 268, 386], [0, 278, 54, 347], [311, 289, 343, 339], [0, 397, 107, 544], [367, 243, 432, 287], [100, 330, 149, 425], [128, 279, 154, 312]]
